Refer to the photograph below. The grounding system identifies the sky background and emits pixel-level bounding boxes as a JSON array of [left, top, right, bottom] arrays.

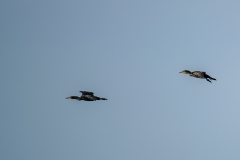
[[1, 0, 240, 160]]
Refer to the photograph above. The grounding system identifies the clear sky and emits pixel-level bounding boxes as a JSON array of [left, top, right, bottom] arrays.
[[1, 0, 240, 160]]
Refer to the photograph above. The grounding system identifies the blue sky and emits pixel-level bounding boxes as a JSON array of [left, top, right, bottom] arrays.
[[1, 0, 240, 160]]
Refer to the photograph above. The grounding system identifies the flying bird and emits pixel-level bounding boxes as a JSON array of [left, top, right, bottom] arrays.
[[179, 70, 216, 83], [66, 91, 107, 101]]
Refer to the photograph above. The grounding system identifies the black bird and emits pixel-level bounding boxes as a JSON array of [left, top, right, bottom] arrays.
[[179, 70, 216, 83], [66, 91, 107, 101]]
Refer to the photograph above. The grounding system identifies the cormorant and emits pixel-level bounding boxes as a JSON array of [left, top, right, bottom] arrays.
[[66, 91, 107, 101], [179, 70, 216, 83]]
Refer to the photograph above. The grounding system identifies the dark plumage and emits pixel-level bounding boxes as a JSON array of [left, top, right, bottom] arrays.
[[179, 70, 216, 83], [66, 91, 107, 101]]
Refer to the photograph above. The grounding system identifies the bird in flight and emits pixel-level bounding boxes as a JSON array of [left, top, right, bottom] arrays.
[[179, 70, 216, 83], [66, 91, 107, 101]]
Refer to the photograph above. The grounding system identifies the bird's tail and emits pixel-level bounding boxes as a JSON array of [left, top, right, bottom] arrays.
[[205, 74, 216, 81], [94, 96, 107, 100]]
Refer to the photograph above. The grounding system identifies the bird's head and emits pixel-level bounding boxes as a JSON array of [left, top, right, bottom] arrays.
[[179, 70, 191, 74]]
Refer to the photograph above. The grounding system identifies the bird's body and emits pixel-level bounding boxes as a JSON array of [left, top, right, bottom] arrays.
[[179, 70, 216, 83], [66, 91, 107, 101], [190, 71, 207, 79]]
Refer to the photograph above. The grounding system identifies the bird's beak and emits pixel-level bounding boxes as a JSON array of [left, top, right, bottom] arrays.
[[179, 71, 183, 74], [66, 97, 71, 99]]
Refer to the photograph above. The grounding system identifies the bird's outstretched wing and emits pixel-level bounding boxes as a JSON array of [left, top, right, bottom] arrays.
[[80, 91, 94, 95]]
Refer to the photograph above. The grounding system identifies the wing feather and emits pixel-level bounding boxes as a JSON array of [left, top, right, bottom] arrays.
[[80, 91, 94, 95]]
